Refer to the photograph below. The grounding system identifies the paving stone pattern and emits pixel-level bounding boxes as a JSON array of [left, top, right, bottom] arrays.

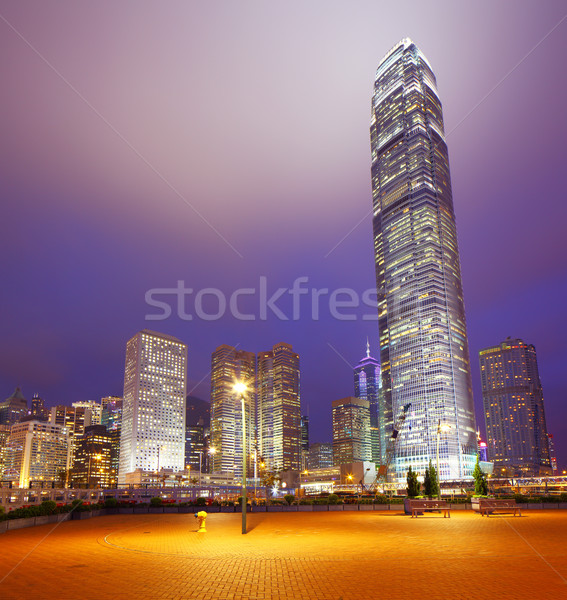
[[0, 511, 566, 599]]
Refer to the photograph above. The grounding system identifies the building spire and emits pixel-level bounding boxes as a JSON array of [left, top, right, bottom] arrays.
[[366, 337, 370, 358]]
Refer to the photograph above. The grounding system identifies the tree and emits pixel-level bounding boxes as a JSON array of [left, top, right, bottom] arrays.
[[473, 454, 488, 496], [406, 466, 420, 498], [425, 460, 439, 498]]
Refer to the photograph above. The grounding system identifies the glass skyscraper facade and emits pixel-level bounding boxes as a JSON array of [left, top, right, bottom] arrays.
[[480, 338, 551, 476], [370, 39, 477, 481], [354, 341, 384, 466]]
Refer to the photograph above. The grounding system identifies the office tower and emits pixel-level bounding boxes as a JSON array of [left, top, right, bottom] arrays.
[[354, 340, 383, 465], [118, 330, 187, 484], [101, 396, 123, 431], [548, 434, 557, 474], [210, 345, 256, 477], [50, 404, 93, 466], [71, 425, 114, 488], [4, 420, 71, 488], [332, 397, 371, 466], [258, 343, 301, 472], [185, 396, 210, 474], [370, 38, 477, 481], [307, 442, 334, 470], [73, 400, 102, 424], [30, 394, 49, 422], [0, 425, 10, 478], [479, 338, 551, 476], [0, 387, 28, 426]]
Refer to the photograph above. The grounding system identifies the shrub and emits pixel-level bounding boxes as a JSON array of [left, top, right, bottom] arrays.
[[328, 494, 339, 505], [195, 497, 207, 506], [283, 494, 295, 505], [150, 497, 163, 507], [374, 494, 389, 504], [104, 498, 118, 508], [39, 500, 57, 515], [299, 499, 313, 505]]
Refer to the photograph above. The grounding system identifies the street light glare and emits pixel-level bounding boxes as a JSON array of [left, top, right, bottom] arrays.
[[233, 381, 247, 394]]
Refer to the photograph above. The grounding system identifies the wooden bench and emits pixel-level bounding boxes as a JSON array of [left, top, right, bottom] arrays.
[[409, 499, 451, 518], [478, 499, 521, 517]]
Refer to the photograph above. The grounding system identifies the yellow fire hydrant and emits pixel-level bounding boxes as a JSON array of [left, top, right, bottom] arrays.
[[195, 510, 207, 533]]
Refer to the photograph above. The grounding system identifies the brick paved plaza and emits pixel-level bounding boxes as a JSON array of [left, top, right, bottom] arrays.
[[0, 510, 566, 599]]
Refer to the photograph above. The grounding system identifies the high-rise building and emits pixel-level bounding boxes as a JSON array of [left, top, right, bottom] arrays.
[[332, 397, 371, 466], [50, 404, 93, 464], [118, 330, 187, 484], [73, 400, 102, 425], [185, 396, 210, 475], [71, 425, 114, 488], [354, 341, 383, 465], [307, 442, 334, 470], [0, 424, 10, 478], [101, 396, 123, 431], [210, 345, 256, 477], [0, 387, 28, 426], [4, 420, 71, 488], [370, 38, 477, 481], [30, 394, 49, 422], [258, 343, 301, 472], [479, 338, 551, 476]]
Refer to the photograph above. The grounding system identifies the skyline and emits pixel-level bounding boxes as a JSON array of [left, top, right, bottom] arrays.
[[1, 2, 566, 467]]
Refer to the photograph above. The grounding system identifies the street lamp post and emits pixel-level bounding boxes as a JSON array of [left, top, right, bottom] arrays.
[[436, 420, 451, 500], [234, 381, 248, 534]]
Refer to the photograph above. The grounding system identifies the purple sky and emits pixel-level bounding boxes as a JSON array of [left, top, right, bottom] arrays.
[[2, 2, 566, 467]]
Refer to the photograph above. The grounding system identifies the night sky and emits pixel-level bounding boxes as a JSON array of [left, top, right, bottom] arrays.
[[2, 2, 566, 467]]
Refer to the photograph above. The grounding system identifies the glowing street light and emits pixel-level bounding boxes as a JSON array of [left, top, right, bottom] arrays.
[[233, 381, 248, 534]]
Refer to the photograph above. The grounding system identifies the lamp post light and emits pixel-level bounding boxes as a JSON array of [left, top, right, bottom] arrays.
[[436, 420, 451, 500], [233, 381, 248, 534]]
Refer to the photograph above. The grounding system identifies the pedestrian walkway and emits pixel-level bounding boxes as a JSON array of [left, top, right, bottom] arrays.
[[0, 510, 566, 599]]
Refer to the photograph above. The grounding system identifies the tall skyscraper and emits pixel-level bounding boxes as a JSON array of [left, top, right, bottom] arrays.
[[118, 330, 187, 484], [185, 396, 210, 474], [30, 394, 49, 422], [300, 415, 310, 469], [73, 400, 102, 424], [370, 38, 477, 481], [354, 341, 383, 465], [479, 338, 551, 476], [71, 425, 114, 489], [0, 387, 28, 426], [210, 345, 256, 477], [258, 343, 301, 472], [332, 397, 371, 466], [101, 396, 123, 431]]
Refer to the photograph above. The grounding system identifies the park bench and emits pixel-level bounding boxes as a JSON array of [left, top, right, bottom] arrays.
[[408, 499, 451, 518], [477, 499, 521, 517]]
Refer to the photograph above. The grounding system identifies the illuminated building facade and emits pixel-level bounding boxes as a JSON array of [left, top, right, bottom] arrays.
[[371, 38, 477, 481], [71, 425, 114, 488], [101, 396, 123, 431], [118, 330, 187, 484], [332, 397, 371, 466], [354, 341, 383, 465], [479, 338, 551, 476], [210, 345, 256, 477], [0, 387, 28, 426], [4, 420, 71, 488], [185, 396, 210, 474], [258, 343, 301, 472], [31, 394, 49, 422], [307, 442, 334, 470], [73, 400, 102, 424]]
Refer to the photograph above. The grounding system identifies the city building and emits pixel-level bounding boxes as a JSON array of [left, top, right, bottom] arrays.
[[72, 400, 102, 425], [210, 345, 256, 477], [354, 340, 383, 465], [30, 394, 49, 422], [71, 425, 115, 488], [3, 420, 71, 488], [307, 442, 334, 470], [0, 424, 10, 479], [332, 397, 371, 466], [101, 396, 123, 431], [258, 343, 301, 472], [185, 396, 210, 476], [118, 330, 187, 484], [50, 404, 94, 464], [479, 338, 551, 476], [370, 38, 477, 481], [0, 387, 28, 426]]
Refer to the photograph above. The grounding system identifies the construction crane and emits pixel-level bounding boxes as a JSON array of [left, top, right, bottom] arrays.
[[364, 402, 412, 494]]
